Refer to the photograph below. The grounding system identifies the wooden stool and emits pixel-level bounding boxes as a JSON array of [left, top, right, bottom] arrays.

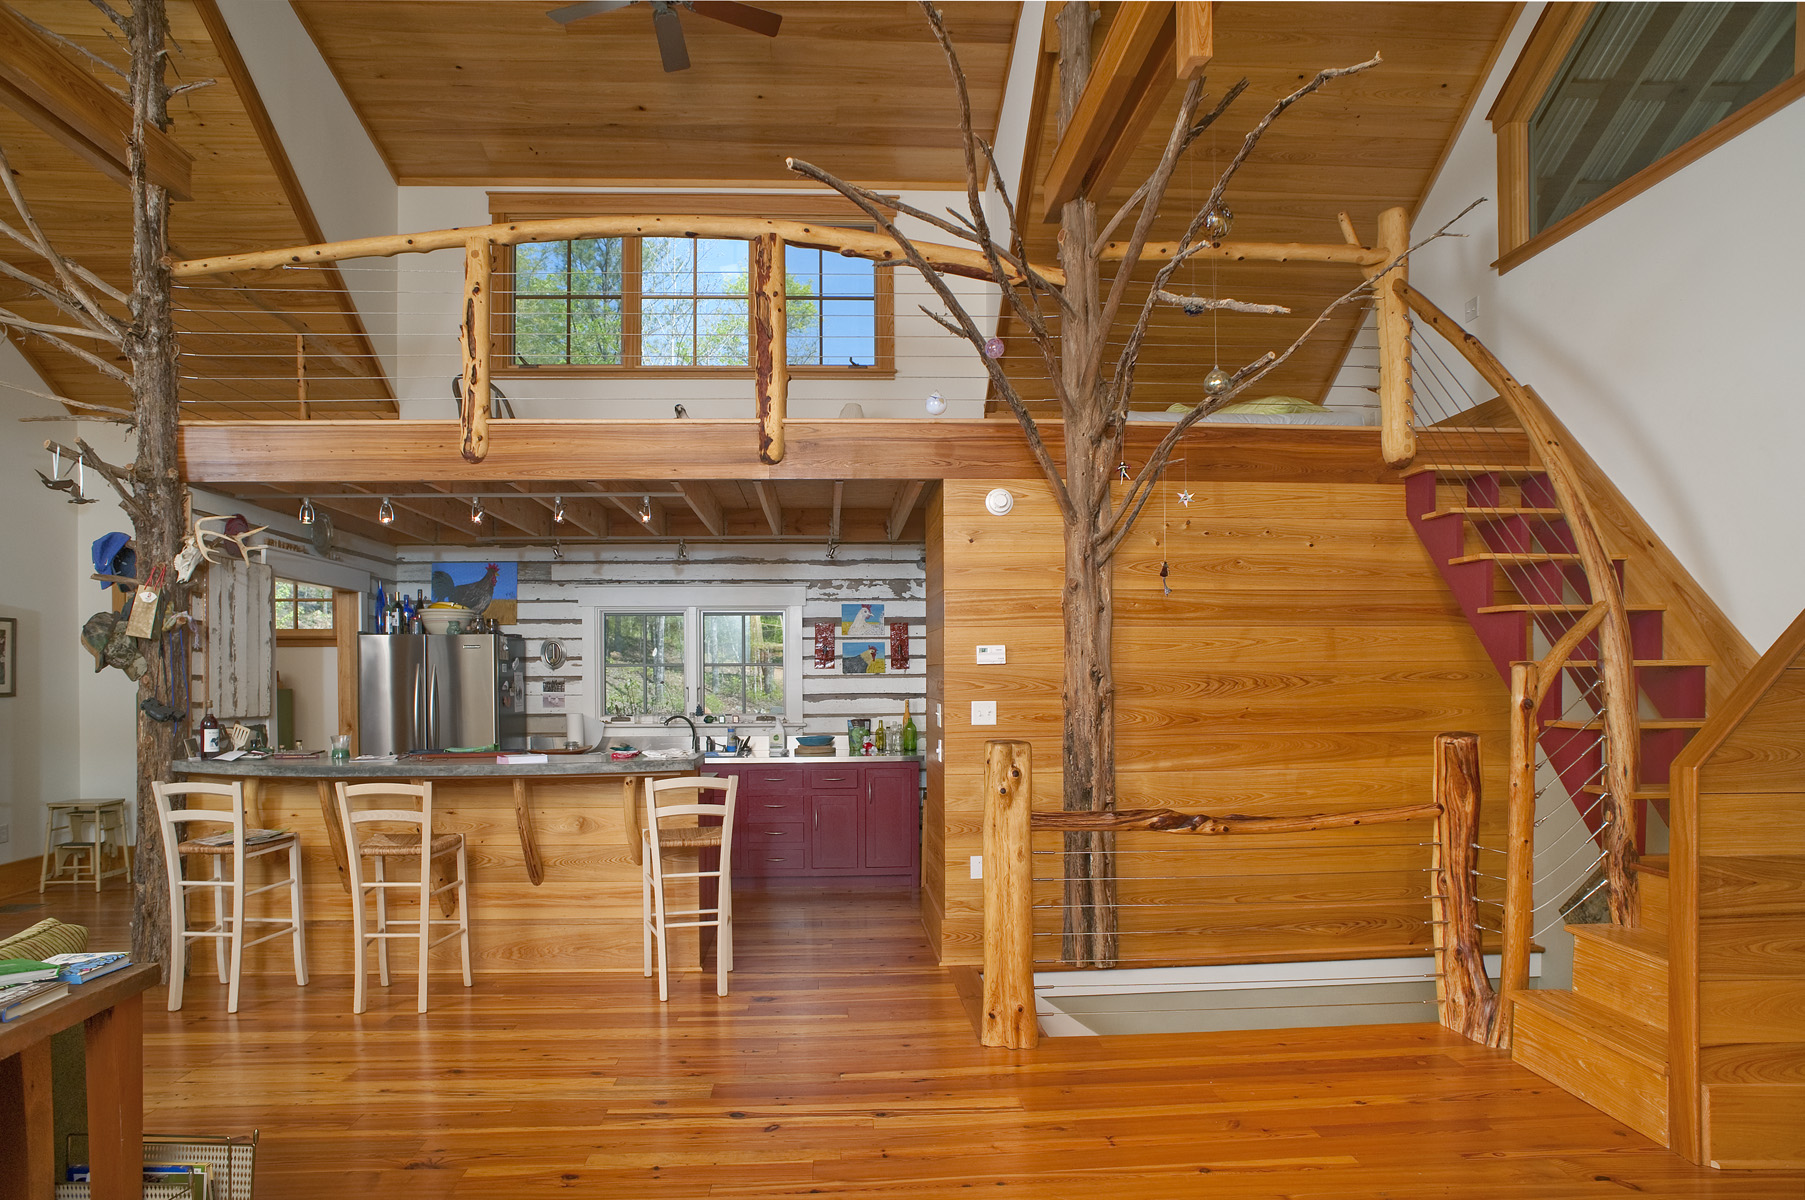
[[641, 774, 738, 1001], [39, 799, 132, 892], [151, 781, 309, 1013], [335, 781, 472, 1014]]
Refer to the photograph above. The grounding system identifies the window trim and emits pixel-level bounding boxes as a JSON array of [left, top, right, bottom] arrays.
[[1488, 2, 1805, 273], [488, 191, 895, 379]]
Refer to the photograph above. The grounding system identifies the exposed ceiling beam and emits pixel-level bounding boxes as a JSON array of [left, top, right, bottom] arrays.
[[829, 480, 844, 542], [675, 482, 725, 537], [1175, 2, 1214, 79], [754, 481, 783, 537], [0, 6, 193, 199], [1039, 1, 1177, 221], [886, 482, 926, 544]]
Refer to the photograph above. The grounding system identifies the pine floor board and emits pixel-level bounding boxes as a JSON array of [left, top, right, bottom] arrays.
[[6, 881, 1805, 1196]]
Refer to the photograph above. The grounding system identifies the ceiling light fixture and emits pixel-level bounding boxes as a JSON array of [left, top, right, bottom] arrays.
[[299, 497, 316, 525], [638, 495, 651, 524], [552, 495, 566, 524], [826, 539, 839, 561], [378, 497, 396, 525], [470, 497, 484, 524], [551, 541, 564, 562], [676, 539, 689, 563]]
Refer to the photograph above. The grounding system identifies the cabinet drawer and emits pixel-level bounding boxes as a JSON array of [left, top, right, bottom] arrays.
[[805, 765, 859, 790], [740, 793, 805, 819], [738, 821, 805, 848], [740, 767, 804, 797]]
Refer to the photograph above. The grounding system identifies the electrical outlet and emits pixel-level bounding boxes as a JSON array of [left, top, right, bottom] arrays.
[[971, 700, 997, 725], [1464, 296, 1480, 322], [0, 823, 9, 845], [970, 855, 983, 879], [542, 679, 566, 693]]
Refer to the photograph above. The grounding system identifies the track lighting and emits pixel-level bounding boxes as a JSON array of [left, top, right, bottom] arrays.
[[470, 496, 484, 524], [638, 495, 651, 524], [551, 541, 564, 562], [552, 495, 566, 524], [378, 497, 395, 525], [676, 539, 689, 563], [826, 539, 839, 561], [299, 497, 315, 525]]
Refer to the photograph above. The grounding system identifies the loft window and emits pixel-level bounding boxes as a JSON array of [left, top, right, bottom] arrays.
[[1490, 2, 1802, 269], [499, 234, 887, 373]]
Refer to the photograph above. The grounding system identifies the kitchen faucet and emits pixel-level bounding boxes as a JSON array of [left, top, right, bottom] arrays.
[[663, 713, 700, 753]]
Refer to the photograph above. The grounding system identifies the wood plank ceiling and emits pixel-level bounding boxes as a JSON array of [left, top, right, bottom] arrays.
[[998, 1, 1517, 414], [289, 0, 1021, 188], [0, 0, 393, 421]]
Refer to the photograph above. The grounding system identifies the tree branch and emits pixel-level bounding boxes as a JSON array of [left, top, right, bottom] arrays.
[[0, 306, 125, 345], [1155, 290, 1290, 316], [5, 317, 133, 383], [0, 143, 128, 338], [1093, 81, 1248, 254]]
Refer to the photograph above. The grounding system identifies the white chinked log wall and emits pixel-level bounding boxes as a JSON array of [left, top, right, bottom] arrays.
[[388, 542, 925, 742]]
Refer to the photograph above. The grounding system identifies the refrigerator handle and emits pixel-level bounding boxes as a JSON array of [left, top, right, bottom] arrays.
[[414, 658, 428, 749], [426, 663, 439, 748]]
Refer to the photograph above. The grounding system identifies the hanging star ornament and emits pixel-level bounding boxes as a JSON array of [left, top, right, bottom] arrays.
[[1177, 488, 1194, 507]]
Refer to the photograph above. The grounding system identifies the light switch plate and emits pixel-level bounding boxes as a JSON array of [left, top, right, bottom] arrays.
[[970, 855, 983, 879], [976, 644, 1006, 664], [971, 700, 997, 725]]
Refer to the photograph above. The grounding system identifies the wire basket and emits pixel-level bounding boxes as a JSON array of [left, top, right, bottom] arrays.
[[59, 1132, 257, 1200]]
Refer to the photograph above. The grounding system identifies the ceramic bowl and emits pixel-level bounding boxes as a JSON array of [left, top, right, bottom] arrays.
[[421, 606, 478, 634]]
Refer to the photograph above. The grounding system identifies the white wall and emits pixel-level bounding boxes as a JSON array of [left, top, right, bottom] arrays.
[[72, 422, 143, 806], [0, 343, 85, 870], [274, 645, 336, 751], [1410, 4, 1805, 650]]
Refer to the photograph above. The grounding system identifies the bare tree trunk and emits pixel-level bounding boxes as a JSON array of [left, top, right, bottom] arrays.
[[125, 0, 183, 969]]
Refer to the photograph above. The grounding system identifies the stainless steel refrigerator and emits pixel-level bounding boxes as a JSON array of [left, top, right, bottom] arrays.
[[358, 633, 527, 755]]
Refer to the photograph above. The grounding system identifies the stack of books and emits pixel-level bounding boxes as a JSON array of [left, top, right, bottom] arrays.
[[44, 951, 133, 984], [0, 958, 68, 1021]]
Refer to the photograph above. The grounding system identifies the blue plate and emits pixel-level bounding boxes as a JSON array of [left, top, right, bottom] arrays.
[[796, 735, 834, 746]]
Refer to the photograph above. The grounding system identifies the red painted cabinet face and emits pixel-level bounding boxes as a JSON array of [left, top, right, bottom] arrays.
[[810, 794, 860, 872], [864, 767, 919, 872]]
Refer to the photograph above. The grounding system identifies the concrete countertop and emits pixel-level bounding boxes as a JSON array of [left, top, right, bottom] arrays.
[[172, 752, 703, 779], [702, 753, 925, 764]]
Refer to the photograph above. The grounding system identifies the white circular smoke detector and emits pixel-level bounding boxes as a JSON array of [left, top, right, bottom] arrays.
[[984, 488, 1014, 516]]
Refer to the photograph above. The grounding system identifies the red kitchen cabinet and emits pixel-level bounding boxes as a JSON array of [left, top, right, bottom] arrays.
[[714, 760, 920, 882]]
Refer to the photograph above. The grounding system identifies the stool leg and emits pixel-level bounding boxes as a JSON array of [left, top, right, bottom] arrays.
[[227, 852, 247, 1014], [641, 853, 654, 979], [167, 880, 188, 1013], [350, 867, 369, 1016], [373, 857, 391, 988], [39, 809, 59, 893], [287, 840, 309, 987], [86, 808, 102, 892], [455, 841, 472, 989], [417, 850, 431, 1014], [212, 857, 230, 982]]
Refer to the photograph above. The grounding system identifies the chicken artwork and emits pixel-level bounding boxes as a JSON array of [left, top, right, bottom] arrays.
[[429, 561, 519, 625]]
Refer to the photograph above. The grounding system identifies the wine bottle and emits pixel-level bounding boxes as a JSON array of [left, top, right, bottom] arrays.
[[199, 713, 221, 758], [902, 706, 918, 755]]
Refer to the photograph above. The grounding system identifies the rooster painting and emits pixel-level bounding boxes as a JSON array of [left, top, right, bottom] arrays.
[[430, 561, 517, 624]]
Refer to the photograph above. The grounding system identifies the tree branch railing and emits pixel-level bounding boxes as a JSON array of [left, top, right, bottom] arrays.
[[979, 736, 1494, 1049]]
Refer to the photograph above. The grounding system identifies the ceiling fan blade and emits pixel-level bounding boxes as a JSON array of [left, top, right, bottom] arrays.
[[548, 0, 635, 24], [688, 1, 782, 38], [652, 4, 691, 71]]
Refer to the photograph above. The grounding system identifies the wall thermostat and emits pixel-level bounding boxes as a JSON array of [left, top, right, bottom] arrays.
[[984, 488, 1014, 515]]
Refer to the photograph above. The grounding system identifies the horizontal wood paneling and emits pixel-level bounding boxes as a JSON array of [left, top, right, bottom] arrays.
[[928, 473, 1511, 967]]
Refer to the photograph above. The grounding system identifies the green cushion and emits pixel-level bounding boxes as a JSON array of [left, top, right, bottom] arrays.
[[0, 918, 89, 960]]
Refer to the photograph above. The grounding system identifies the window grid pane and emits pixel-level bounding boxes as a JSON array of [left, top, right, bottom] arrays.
[[702, 612, 784, 714], [602, 611, 686, 714]]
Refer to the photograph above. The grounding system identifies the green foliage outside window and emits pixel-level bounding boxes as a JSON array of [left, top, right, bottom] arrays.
[[703, 612, 785, 714], [274, 579, 334, 631], [602, 612, 686, 714]]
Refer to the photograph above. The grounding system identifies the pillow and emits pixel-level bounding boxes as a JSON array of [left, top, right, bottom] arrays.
[[0, 918, 90, 960]]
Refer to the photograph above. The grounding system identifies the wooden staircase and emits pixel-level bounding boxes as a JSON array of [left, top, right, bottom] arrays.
[[1405, 461, 1708, 843]]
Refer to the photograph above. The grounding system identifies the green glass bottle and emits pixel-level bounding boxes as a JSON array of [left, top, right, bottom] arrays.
[[902, 706, 918, 754], [875, 719, 888, 753]]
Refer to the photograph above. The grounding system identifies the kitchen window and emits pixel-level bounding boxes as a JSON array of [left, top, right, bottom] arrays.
[[275, 578, 335, 645], [489, 192, 894, 377], [588, 589, 801, 721]]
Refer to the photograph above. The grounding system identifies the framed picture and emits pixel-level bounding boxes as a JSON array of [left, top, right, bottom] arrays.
[[0, 616, 14, 698]]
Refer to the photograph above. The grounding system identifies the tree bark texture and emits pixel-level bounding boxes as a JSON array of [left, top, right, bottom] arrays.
[[125, 0, 183, 971], [1431, 732, 1497, 1043]]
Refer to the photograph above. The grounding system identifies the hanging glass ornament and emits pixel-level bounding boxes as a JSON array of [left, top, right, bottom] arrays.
[[1202, 205, 1234, 241], [925, 391, 947, 415], [984, 336, 1005, 359], [1203, 366, 1232, 395]]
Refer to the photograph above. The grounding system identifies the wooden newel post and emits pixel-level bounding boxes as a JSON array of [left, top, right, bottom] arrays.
[[982, 739, 1038, 1049], [1493, 662, 1539, 1048], [1431, 731, 1497, 1043], [751, 233, 788, 465], [1368, 205, 1415, 468], [459, 236, 493, 464]]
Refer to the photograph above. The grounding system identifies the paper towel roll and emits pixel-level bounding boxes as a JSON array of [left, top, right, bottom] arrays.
[[566, 711, 585, 747]]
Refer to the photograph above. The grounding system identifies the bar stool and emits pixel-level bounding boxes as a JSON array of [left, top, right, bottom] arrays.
[[151, 781, 309, 1013], [39, 798, 132, 892], [335, 781, 472, 1014], [641, 775, 738, 1001]]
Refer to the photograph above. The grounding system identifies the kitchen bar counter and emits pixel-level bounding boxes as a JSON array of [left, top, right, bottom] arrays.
[[173, 751, 702, 779]]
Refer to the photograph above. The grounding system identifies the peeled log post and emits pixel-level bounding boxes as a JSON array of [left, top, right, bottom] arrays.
[[751, 233, 787, 465], [982, 739, 1038, 1049], [1431, 732, 1497, 1043], [458, 236, 493, 464], [1034, 802, 1439, 834], [1492, 663, 1539, 1048], [1366, 206, 1415, 468]]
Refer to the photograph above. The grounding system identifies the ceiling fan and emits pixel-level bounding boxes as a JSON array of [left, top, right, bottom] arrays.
[[548, 1, 783, 73]]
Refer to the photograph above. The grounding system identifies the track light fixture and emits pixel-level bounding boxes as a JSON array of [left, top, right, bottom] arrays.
[[299, 497, 316, 525], [551, 541, 564, 562], [676, 539, 689, 563], [552, 495, 566, 524], [378, 497, 395, 525], [638, 495, 651, 524], [826, 539, 839, 562], [470, 496, 484, 524]]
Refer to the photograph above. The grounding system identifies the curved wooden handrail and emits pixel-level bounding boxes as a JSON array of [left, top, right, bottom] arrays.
[[1031, 802, 1439, 834], [1397, 281, 1641, 927]]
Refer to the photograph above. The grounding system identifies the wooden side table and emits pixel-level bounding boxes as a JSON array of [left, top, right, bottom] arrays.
[[0, 963, 156, 1200]]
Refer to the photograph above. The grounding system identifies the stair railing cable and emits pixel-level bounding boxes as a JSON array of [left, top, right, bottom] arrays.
[[1394, 282, 1643, 1048]]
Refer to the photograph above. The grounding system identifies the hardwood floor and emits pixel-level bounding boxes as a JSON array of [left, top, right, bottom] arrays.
[[6, 880, 1803, 1197]]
